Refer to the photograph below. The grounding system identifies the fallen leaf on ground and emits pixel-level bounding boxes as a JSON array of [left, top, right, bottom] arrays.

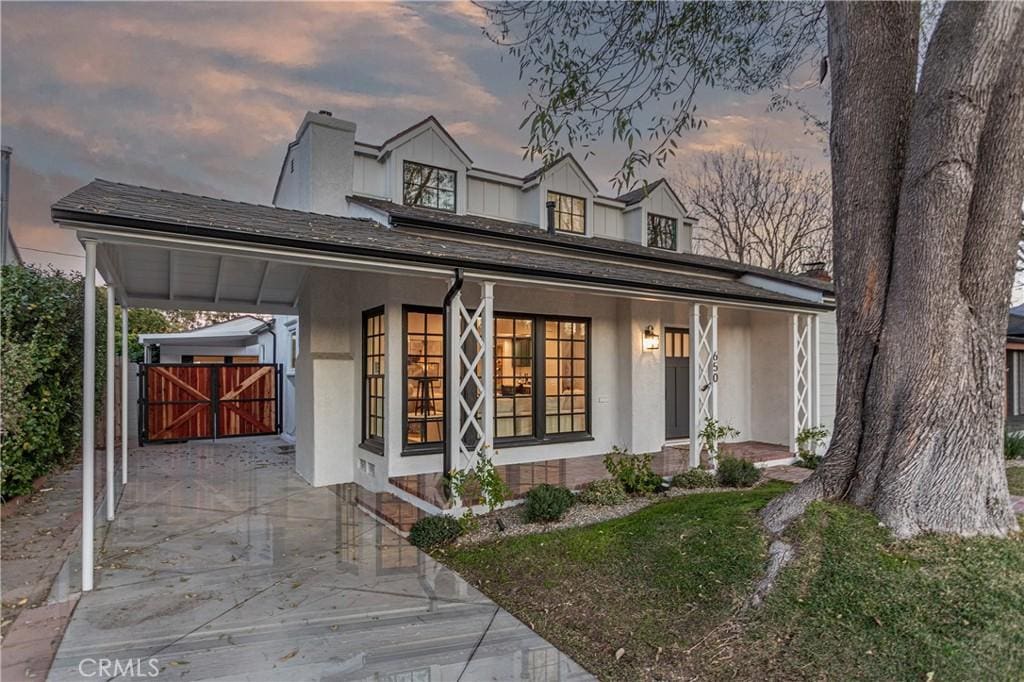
[[615, 648, 625, 661], [279, 649, 299, 662]]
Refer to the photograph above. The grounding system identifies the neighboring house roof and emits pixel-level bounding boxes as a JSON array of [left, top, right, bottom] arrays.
[[52, 180, 832, 311], [1008, 309, 1024, 339], [348, 195, 834, 295], [138, 315, 268, 345]]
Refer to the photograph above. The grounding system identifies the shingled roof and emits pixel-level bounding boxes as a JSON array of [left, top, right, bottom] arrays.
[[347, 195, 833, 295], [52, 180, 831, 310]]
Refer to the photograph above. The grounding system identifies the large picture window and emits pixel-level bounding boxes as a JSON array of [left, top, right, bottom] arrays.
[[362, 308, 385, 449], [403, 161, 456, 212], [495, 317, 534, 438], [547, 191, 586, 234], [647, 213, 678, 251], [404, 308, 445, 448]]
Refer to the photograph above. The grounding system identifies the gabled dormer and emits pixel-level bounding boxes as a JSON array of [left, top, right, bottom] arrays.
[[616, 179, 695, 254], [519, 154, 599, 236]]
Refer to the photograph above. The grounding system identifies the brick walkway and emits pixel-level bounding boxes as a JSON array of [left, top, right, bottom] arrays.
[[1, 453, 111, 681], [762, 465, 813, 484]]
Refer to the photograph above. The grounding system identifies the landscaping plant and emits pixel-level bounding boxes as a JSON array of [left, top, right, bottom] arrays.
[[796, 425, 830, 469], [408, 515, 463, 549], [697, 418, 740, 470], [716, 456, 761, 488], [1, 265, 109, 499], [603, 447, 662, 495], [577, 478, 628, 506], [1005, 431, 1024, 460], [447, 448, 511, 528], [672, 468, 716, 489], [523, 484, 575, 522]]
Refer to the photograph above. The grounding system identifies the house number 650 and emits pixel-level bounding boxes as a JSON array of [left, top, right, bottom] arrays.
[[711, 352, 719, 383]]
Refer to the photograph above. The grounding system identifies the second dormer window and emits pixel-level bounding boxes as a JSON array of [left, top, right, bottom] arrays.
[[547, 191, 586, 234], [647, 213, 678, 251], [403, 161, 456, 212]]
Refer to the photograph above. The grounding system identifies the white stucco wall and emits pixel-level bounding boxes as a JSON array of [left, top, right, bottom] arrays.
[[749, 311, 793, 446]]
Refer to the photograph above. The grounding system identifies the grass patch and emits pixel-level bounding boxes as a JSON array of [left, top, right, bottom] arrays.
[[439, 482, 1024, 681], [440, 482, 790, 679], [1006, 467, 1024, 496], [725, 502, 1024, 681]]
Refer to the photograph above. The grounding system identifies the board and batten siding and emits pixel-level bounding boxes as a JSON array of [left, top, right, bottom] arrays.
[[467, 177, 520, 222], [817, 311, 838, 436], [352, 154, 386, 198], [643, 183, 693, 253], [592, 203, 625, 240], [387, 128, 469, 214]]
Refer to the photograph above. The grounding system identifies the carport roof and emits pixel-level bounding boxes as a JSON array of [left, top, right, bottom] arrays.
[[52, 179, 833, 311]]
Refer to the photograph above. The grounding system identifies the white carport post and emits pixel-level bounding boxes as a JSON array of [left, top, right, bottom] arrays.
[[791, 313, 814, 453], [81, 240, 97, 592], [121, 305, 129, 485], [105, 287, 115, 521]]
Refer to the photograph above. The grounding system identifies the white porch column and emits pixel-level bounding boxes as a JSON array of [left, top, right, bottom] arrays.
[[689, 303, 719, 469], [447, 279, 495, 512], [121, 305, 128, 485], [812, 314, 821, 430], [791, 313, 814, 453], [105, 287, 115, 521], [82, 240, 96, 592]]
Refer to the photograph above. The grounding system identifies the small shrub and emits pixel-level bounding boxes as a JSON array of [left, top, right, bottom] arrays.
[[716, 457, 761, 488], [1006, 431, 1024, 460], [577, 479, 628, 506], [698, 418, 740, 468], [603, 447, 662, 494], [796, 425, 829, 469], [523, 484, 575, 522], [408, 515, 463, 549], [672, 469, 716, 489]]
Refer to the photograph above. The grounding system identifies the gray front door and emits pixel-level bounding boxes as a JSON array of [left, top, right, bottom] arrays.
[[665, 328, 690, 439]]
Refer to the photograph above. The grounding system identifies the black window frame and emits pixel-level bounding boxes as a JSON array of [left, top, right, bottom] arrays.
[[495, 312, 592, 448], [361, 306, 386, 455], [402, 160, 457, 213], [546, 191, 587, 234], [647, 213, 678, 251], [400, 307, 592, 456], [402, 305, 447, 455]]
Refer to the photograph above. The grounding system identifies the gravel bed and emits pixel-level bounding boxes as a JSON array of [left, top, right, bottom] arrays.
[[454, 484, 754, 546]]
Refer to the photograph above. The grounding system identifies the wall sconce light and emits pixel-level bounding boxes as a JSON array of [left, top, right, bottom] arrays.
[[642, 325, 660, 351]]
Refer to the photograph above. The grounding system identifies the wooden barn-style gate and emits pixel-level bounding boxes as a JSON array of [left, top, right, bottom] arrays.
[[139, 363, 281, 443]]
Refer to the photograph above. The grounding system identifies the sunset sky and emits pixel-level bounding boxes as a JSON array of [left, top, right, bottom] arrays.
[[1, 1, 828, 275]]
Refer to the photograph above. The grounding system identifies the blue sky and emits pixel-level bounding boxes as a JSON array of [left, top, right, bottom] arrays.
[[1, 1, 827, 274]]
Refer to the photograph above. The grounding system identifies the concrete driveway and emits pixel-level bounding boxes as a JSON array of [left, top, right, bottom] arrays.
[[49, 438, 591, 681]]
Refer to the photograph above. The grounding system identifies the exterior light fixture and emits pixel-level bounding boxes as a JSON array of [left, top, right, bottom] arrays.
[[642, 325, 660, 351]]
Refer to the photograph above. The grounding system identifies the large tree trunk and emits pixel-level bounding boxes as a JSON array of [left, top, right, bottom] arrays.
[[763, 1, 1024, 538]]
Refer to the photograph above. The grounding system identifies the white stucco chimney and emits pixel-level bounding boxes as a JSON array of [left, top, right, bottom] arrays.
[[276, 111, 356, 216]]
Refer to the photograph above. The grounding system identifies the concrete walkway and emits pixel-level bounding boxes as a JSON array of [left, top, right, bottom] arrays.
[[47, 438, 592, 681]]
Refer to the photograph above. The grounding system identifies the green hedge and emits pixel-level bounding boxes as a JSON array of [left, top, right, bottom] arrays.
[[1, 265, 107, 499]]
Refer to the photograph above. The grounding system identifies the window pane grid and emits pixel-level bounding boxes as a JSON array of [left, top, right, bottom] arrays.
[[364, 311, 385, 441], [544, 319, 588, 434], [406, 310, 445, 445], [403, 161, 456, 212], [547, 191, 586, 234], [647, 213, 678, 250], [495, 316, 534, 438]]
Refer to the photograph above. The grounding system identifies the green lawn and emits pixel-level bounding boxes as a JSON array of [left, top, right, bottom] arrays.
[[1007, 466, 1024, 496], [440, 484, 1024, 681]]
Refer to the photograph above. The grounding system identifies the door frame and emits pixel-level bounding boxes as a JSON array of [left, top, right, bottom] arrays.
[[664, 327, 691, 440]]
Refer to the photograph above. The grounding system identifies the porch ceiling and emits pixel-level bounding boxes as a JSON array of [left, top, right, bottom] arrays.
[[97, 241, 306, 314]]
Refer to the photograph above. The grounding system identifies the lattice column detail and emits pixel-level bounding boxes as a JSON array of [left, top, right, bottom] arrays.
[[447, 281, 495, 506], [792, 313, 814, 452], [689, 304, 719, 469]]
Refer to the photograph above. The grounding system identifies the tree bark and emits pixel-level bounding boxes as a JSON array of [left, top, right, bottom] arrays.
[[763, 1, 1023, 538]]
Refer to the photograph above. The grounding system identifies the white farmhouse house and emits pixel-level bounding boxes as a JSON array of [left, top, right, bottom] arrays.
[[53, 111, 836, 522]]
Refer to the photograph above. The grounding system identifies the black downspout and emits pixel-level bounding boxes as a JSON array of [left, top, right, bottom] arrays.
[[441, 267, 464, 489]]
